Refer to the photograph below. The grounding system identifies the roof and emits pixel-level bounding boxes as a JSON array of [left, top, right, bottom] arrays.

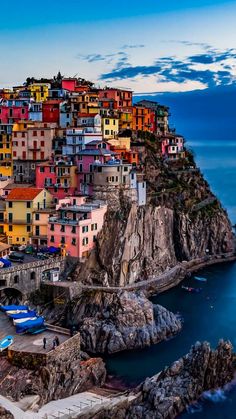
[[0, 242, 11, 252], [78, 113, 99, 118], [6, 188, 43, 201], [77, 149, 116, 156], [3, 183, 34, 190]]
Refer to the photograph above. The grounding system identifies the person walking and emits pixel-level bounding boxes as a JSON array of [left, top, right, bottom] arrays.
[[55, 336, 60, 346], [43, 337, 47, 350]]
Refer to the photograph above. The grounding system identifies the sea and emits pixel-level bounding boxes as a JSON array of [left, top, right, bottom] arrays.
[[105, 139, 236, 418]]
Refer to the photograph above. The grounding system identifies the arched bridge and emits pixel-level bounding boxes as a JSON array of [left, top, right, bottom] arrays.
[[0, 257, 65, 297]]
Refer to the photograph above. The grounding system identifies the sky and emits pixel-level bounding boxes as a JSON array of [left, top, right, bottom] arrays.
[[1, 0, 236, 93]]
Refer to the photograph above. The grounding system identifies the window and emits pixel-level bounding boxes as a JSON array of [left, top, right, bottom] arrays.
[[50, 224, 54, 231], [8, 202, 13, 208], [72, 238, 76, 246], [82, 226, 89, 233], [35, 226, 40, 236], [26, 201, 31, 208], [33, 131, 37, 136], [13, 151, 17, 157], [93, 235, 97, 242], [51, 235, 55, 242], [22, 141, 25, 146], [9, 225, 13, 232], [26, 213, 31, 223], [50, 167, 55, 173], [27, 226, 31, 232], [35, 213, 40, 221], [124, 166, 128, 172], [8, 213, 13, 222], [91, 223, 97, 231], [41, 152, 45, 159], [82, 237, 89, 246], [41, 131, 45, 136], [105, 130, 109, 135], [61, 225, 65, 232], [14, 275, 19, 284], [61, 236, 65, 244], [41, 141, 45, 147], [105, 119, 109, 125], [40, 167, 45, 173], [30, 272, 36, 280]]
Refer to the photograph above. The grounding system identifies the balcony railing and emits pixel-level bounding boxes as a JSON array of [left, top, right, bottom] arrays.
[[49, 217, 78, 225]]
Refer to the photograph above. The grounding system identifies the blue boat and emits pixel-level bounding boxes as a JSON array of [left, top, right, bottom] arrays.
[[15, 317, 44, 334], [0, 305, 28, 312], [194, 276, 207, 282], [8, 311, 37, 320], [0, 258, 12, 268], [0, 335, 14, 352]]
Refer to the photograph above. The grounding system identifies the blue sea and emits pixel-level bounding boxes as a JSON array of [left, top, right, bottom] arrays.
[[105, 139, 236, 417]]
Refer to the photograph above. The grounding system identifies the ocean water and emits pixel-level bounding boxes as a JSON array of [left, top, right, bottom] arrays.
[[105, 139, 236, 417]]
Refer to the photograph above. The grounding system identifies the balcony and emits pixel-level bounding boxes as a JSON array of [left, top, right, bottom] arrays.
[[28, 147, 40, 151], [49, 217, 79, 225], [5, 219, 32, 225]]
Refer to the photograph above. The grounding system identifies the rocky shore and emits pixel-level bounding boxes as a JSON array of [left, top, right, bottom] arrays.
[[74, 290, 182, 354], [76, 340, 235, 419]]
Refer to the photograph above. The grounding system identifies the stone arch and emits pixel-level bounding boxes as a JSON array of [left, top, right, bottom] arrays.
[[0, 287, 24, 304]]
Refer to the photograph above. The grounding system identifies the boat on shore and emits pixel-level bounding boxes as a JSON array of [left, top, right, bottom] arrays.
[[0, 335, 14, 352]]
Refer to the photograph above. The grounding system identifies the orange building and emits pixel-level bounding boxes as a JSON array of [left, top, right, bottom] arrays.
[[109, 145, 139, 166], [132, 105, 153, 132]]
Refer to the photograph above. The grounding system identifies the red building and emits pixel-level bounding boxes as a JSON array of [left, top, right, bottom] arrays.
[[42, 100, 62, 124], [98, 88, 132, 109], [62, 78, 91, 93]]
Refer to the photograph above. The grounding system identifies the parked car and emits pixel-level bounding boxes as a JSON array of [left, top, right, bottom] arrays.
[[8, 252, 25, 263]]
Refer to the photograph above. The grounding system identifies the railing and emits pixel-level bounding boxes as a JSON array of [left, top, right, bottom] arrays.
[[49, 217, 79, 225]]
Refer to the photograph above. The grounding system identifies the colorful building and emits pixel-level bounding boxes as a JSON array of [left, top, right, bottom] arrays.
[[0, 132, 13, 178], [99, 88, 132, 109], [161, 135, 184, 160], [28, 83, 50, 102], [5, 188, 52, 245], [32, 208, 53, 247], [63, 128, 103, 156], [42, 100, 62, 124], [47, 196, 107, 258], [36, 160, 79, 202], [101, 116, 119, 139], [132, 105, 154, 132], [0, 100, 29, 124]]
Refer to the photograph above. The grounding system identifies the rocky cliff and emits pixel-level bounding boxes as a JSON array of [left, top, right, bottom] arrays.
[[74, 142, 234, 287], [76, 340, 234, 419], [73, 290, 182, 354]]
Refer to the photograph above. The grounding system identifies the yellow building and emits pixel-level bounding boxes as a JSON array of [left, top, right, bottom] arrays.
[[73, 92, 100, 115], [5, 188, 52, 245], [118, 109, 133, 131], [0, 133, 13, 177], [28, 83, 50, 102], [32, 208, 54, 247], [102, 116, 119, 139]]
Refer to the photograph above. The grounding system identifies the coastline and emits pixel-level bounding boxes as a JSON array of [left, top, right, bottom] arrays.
[[81, 251, 236, 297]]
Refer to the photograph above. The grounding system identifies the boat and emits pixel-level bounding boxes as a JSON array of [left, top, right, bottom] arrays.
[[15, 317, 45, 334], [8, 311, 37, 320], [6, 310, 28, 315], [27, 326, 47, 335], [0, 305, 28, 312], [0, 335, 14, 352], [182, 286, 202, 293], [13, 317, 37, 325], [194, 276, 207, 282]]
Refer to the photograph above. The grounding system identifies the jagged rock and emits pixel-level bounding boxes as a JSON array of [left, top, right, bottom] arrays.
[[73, 146, 234, 288], [76, 340, 234, 419], [75, 291, 182, 353], [0, 405, 14, 419]]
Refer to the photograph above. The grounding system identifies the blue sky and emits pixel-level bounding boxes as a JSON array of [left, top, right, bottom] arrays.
[[1, 0, 236, 92]]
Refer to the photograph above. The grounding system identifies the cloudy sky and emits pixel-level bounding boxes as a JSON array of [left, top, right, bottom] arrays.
[[1, 0, 236, 93]]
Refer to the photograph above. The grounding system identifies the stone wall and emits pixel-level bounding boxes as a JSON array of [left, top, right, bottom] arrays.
[[8, 333, 81, 370], [0, 257, 65, 296]]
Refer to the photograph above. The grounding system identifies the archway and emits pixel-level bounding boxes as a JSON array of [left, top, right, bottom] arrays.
[[0, 287, 24, 305]]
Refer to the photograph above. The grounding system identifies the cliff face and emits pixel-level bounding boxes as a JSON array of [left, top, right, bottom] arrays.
[[75, 144, 233, 287], [76, 340, 234, 419], [74, 290, 182, 354]]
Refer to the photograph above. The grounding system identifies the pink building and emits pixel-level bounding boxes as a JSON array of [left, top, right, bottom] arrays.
[[76, 141, 116, 195], [47, 197, 107, 258], [36, 160, 79, 202], [161, 135, 184, 159]]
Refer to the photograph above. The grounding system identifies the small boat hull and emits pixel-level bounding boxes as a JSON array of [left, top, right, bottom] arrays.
[[0, 335, 14, 352]]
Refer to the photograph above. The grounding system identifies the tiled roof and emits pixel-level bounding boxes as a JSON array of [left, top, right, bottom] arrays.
[[77, 149, 116, 156], [6, 188, 43, 201]]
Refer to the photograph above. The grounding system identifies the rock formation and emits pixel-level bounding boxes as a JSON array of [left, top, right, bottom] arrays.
[[0, 406, 14, 419], [74, 142, 234, 288], [73, 290, 182, 354], [75, 340, 234, 419]]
